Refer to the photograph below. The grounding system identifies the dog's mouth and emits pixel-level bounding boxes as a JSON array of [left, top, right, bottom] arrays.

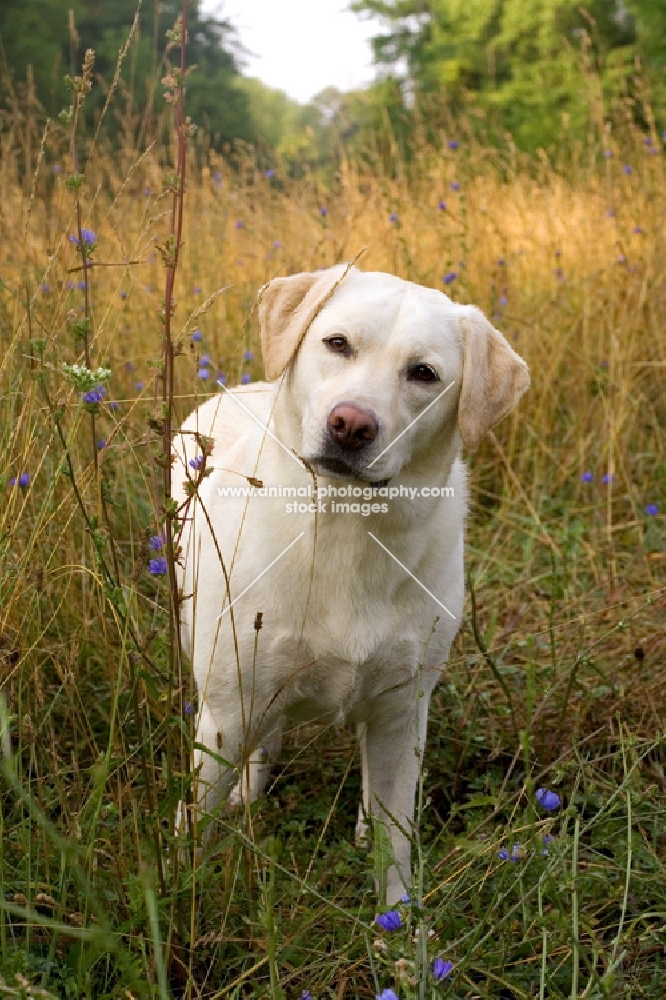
[[311, 457, 389, 488]]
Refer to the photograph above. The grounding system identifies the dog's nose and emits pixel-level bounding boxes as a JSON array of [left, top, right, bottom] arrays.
[[327, 404, 378, 452]]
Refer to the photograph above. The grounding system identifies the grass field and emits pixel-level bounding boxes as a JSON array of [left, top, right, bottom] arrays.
[[0, 50, 665, 1000]]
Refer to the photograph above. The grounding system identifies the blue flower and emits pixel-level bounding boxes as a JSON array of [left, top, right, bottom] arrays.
[[52, 163, 63, 174], [603, 149, 613, 158], [10, 473, 30, 488], [623, 164, 632, 174], [265, 168, 275, 179], [69, 228, 96, 247], [375, 909, 402, 932], [301, 992, 313, 1000], [198, 369, 209, 380], [149, 534, 165, 550], [542, 834, 555, 856], [217, 372, 227, 386], [499, 295, 508, 307], [83, 386, 107, 405], [244, 350, 254, 361], [144, 187, 151, 197], [189, 456, 204, 470], [438, 200, 446, 211], [509, 843, 522, 862], [376, 991, 399, 1000], [199, 353, 211, 366], [77, 280, 87, 291], [443, 272, 457, 285], [213, 171, 222, 186], [109, 401, 119, 411], [40, 283, 50, 294], [149, 557, 168, 576], [581, 471, 593, 482], [135, 381, 144, 391], [389, 212, 398, 223], [400, 893, 411, 903], [97, 439, 107, 450], [66, 280, 75, 291], [320, 206, 327, 217], [193, 285, 202, 295], [451, 180, 460, 191], [241, 373, 251, 385], [120, 290, 128, 300], [633, 226, 643, 234], [191, 329, 203, 342], [433, 957, 453, 980], [644, 136, 652, 146], [536, 788, 561, 811], [497, 847, 509, 861], [601, 473, 614, 484], [125, 362, 134, 372], [273, 240, 282, 249], [235, 220, 244, 229], [184, 700, 193, 715], [448, 140, 459, 150], [645, 503, 659, 516]]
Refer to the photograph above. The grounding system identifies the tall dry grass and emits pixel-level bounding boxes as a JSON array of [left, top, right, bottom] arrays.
[[0, 58, 665, 998]]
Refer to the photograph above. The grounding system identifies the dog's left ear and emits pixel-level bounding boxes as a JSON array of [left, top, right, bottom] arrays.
[[258, 265, 353, 380], [458, 307, 530, 450]]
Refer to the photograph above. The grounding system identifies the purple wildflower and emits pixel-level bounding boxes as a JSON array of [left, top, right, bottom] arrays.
[[241, 373, 251, 385], [40, 283, 50, 294], [97, 439, 107, 450], [623, 165, 632, 174], [448, 140, 459, 150], [149, 557, 168, 576], [375, 909, 402, 932], [149, 534, 165, 550], [438, 200, 446, 211], [193, 285, 202, 295], [581, 471, 593, 482], [536, 788, 561, 812], [189, 456, 204, 471], [451, 180, 460, 191], [499, 295, 508, 307], [376, 992, 399, 1000], [10, 473, 30, 488], [83, 386, 107, 405], [244, 350, 254, 362], [69, 228, 96, 247], [273, 240, 282, 249], [199, 353, 211, 366], [433, 957, 453, 980], [198, 369, 209, 380], [601, 473, 614, 484], [443, 272, 457, 285], [235, 220, 244, 229], [52, 163, 63, 174], [320, 206, 327, 217], [646, 504, 659, 516], [217, 372, 227, 386], [265, 168, 275, 179], [120, 290, 127, 300], [191, 329, 203, 342], [135, 382, 144, 392], [604, 149, 613, 158], [389, 212, 398, 223]]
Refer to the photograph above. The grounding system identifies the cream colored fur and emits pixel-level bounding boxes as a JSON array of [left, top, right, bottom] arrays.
[[173, 264, 529, 903]]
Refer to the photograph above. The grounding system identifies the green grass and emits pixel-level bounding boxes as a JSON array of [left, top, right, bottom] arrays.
[[0, 24, 665, 1000]]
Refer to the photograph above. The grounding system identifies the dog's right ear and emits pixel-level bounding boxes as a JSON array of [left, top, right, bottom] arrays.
[[258, 266, 353, 380]]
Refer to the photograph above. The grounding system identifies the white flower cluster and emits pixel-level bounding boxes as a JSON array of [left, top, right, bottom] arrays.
[[61, 362, 112, 391]]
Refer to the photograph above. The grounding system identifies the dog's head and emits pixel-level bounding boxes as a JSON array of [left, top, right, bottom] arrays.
[[258, 264, 530, 482]]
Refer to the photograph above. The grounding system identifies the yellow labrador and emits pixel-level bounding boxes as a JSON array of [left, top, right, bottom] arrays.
[[173, 264, 529, 903]]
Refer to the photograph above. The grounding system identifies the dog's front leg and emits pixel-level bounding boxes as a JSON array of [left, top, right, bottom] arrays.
[[359, 689, 431, 905]]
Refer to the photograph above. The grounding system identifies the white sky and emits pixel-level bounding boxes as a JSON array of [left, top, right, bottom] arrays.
[[204, 0, 378, 103]]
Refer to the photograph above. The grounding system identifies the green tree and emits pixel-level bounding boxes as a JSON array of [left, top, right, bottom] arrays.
[[350, 0, 662, 150], [0, 0, 253, 147]]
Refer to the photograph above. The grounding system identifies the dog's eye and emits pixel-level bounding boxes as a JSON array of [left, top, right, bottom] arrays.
[[408, 364, 440, 383], [324, 335, 351, 356]]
